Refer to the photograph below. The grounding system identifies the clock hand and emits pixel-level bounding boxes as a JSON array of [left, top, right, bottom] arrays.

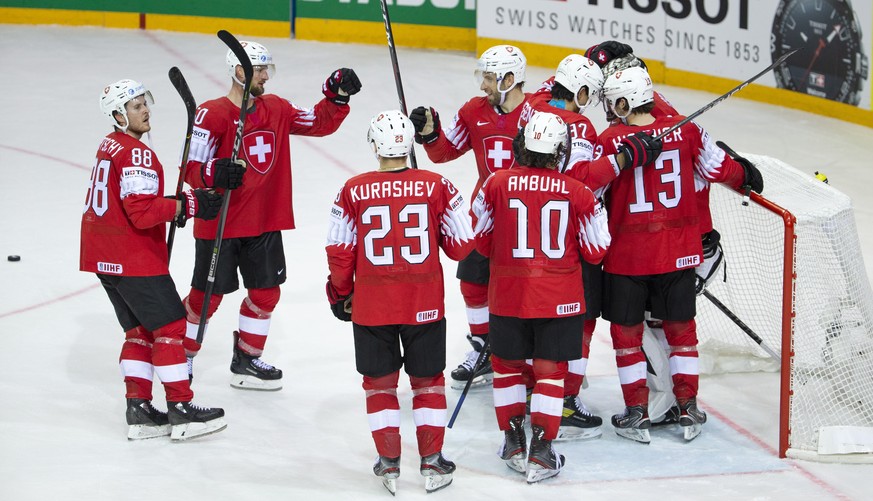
[[802, 38, 827, 84], [826, 24, 842, 44]]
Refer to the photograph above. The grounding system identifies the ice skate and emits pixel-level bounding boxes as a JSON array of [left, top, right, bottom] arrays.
[[420, 452, 455, 493], [612, 405, 652, 444], [167, 401, 227, 441], [450, 333, 493, 390], [679, 398, 707, 441], [126, 399, 170, 440], [555, 395, 603, 441], [497, 415, 527, 474], [373, 456, 400, 496], [526, 425, 564, 483], [230, 331, 283, 391]]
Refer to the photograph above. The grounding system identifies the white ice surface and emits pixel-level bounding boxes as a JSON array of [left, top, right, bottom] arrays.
[[1, 25, 872, 500]]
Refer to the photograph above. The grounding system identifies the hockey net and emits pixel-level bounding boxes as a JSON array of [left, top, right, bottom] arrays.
[[699, 153, 873, 462]]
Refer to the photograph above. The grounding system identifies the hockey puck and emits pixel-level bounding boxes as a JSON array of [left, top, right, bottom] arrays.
[[7, 255, 20, 262]]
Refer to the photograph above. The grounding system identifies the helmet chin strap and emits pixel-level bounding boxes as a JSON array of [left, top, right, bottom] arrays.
[[114, 111, 130, 134], [496, 76, 518, 107]]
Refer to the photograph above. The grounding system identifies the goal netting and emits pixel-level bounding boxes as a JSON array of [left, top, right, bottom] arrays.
[[699, 153, 873, 462]]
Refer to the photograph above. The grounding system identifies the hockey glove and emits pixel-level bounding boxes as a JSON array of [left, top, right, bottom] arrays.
[[409, 106, 440, 144], [323, 68, 362, 105], [326, 280, 353, 322], [202, 158, 246, 190], [618, 131, 662, 169], [695, 229, 724, 295], [176, 189, 222, 226], [738, 156, 764, 194], [585, 40, 634, 67]]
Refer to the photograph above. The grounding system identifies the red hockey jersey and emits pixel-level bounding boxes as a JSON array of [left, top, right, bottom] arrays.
[[473, 167, 610, 318], [326, 169, 475, 326], [521, 90, 619, 195], [186, 94, 349, 239], [605, 90, 716, 234], [80, 132, 177, 276], [422, 95, 532, 200], [596, 116, 746, 276]]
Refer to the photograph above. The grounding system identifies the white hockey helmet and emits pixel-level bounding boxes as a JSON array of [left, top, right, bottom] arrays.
[[555, 54, 604, 112], [99, 79, 153, 132], [227, 41, 276, 84], [602, 66, 654, 119], [368, 110, 414, 158], [524, 111, 567, 155]]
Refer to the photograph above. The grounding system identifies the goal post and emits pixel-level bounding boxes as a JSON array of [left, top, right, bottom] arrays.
[[699, 154, 873, 462]]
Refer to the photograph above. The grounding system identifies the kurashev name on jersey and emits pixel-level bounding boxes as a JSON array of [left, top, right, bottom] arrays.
[[350, 180, 437, 202]]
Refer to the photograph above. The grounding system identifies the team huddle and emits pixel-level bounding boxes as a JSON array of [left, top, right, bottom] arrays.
[[79, 37, 764, 494]]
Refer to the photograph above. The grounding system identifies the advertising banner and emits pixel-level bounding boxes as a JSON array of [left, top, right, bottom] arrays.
[[478, 0, 872, 111], [296, 0, 475, 28]]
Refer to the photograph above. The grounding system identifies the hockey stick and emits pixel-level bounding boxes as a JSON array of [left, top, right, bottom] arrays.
[[715, 140, 754, 206], [378, 0, 418, 169], [653, 48, 799, 142], [447, 337, 491, 429], [702, 289, 781, 363], [195, 30, 254, 345], [166, 66, 197, 262]]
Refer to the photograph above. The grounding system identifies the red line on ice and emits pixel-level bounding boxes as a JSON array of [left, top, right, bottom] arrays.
[[0, 284, 100, 319]]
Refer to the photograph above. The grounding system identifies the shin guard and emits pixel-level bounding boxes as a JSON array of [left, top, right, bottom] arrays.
[[529, 359, 567, 440], [610, 323, 648, 407], [236, 287, 280, 356], [662, 319, 700, 402], [363, 372, 402, 459], [182, 288, 223, 356], [410, 374, 447, 457], [120, 326, 154, 400]]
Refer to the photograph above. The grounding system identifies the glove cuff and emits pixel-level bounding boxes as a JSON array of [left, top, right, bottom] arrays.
[[202, 159, 217, 188], [328, 94, 350, 106], [183, 190, 198, 219], [415, 129, 439, 144]]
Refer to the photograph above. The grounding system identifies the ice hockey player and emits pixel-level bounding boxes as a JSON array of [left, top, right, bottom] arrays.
[[596, 66, 763, 443], [180, 40, 360, 390], [473, 111, 610, 483], [598, 44, 764, 428], [409, 45, 532, 391], [81, 79, 226, 441], [325, 110, 475, 494]]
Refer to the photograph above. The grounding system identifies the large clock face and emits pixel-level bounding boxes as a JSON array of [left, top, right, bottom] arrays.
[[771, 0, 865, 105]]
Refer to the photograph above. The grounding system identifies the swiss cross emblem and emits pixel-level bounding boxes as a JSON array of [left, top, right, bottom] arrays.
[[482, 136, 515, 173], [242, 131, 276, 175]]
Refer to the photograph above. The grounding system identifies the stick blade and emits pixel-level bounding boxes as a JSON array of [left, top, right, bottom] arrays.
[[217, 30, 254, 82], [168, 66, 196, 118], [773, 47, 801, 67]]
